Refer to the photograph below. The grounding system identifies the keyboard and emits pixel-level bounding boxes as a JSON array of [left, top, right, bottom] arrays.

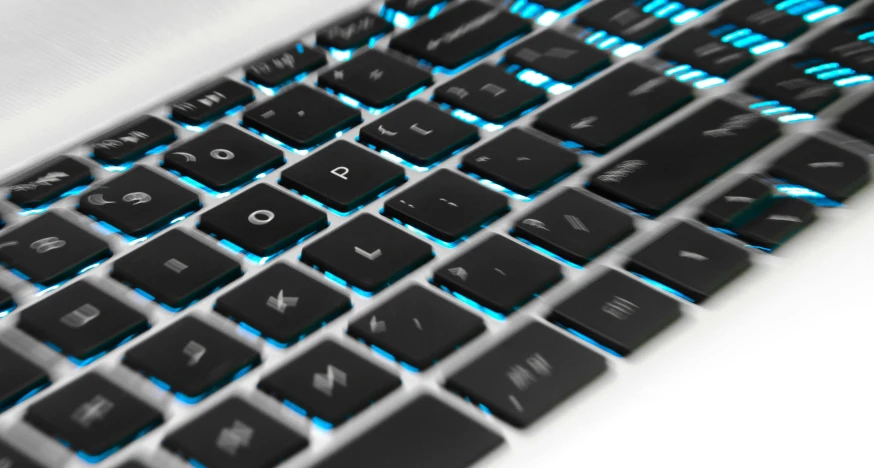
[[0, 0, 872, 466]]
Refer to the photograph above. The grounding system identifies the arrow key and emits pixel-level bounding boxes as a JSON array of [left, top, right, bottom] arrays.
[[735, 197, 816, 250], [699, 176, 773, 229], [768, 138, 870, 202]]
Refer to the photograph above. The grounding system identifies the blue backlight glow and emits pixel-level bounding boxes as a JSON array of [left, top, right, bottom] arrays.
[[630, 273, 696, 303], [17, 184, 89, 216], [554, 322, 623, 357], [778, 113, 815, 123], [803, 5, 842, 22], [834, 75, 873, 87], [514, 236, 584, 269], [437, 285, 507, 321]]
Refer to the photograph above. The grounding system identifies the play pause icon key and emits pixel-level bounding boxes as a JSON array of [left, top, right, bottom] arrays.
[[171, 78, 255, 126]]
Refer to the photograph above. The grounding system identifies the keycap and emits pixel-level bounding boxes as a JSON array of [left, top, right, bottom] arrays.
[[530, 0, 581, 8], [171, 78, 254, 126], [588, 99, 781, 217], [447, 321, 606, 427], [534, 62, 693, 153], [316, 11, 393, 50], [242, 85, 362, 150], [0, 344, 48, 411], [513, 188, 635, 265], [111, 229, 241, 309], [434, 235, 562, 314], [319, 49, 433, 109], [747, 57, 840, 113], [359, 100, 479, 167], [124, 316, 260, 399], [574, 0, 672, 44], [245, 43, 327, 88], [280, 140, 406, 213], [735, 197, 816, 249], [658, 28, 754, 78], [301, 214, 433, 293], [807, 19, 874, 75], [78, 165, 201, 238], [199, 184, 327, 257], [24, 373, 163, 459], [117, 461, 149, 468], [0, 212, 111, 286], [259, 340, 400, 426], [838, 92, 874, 145], [627, 221, 752, 302], [461, 128, 579, 196], [18, 280, 148, 363], [434, 64, 546, 124], [678, 0, 720, 8], [769, 138, 870, 201], [163, 397, 308, 468], [700, 176, 773, 229], [7, 156, 93, 209], [719, 0, 808, 41], [505, 30, 611, 83], [383, 169, 508, 243], [215, 262, 351, 345], [391, 0, 532, 70], [163, 124, 285, 192], [0, 439, 44, 468], [385, 0, 455, 15], [0, 285, 13, 312], [92, 116, 177, 165], [347, 285, 485, 370], [311, 394, 503, 468]]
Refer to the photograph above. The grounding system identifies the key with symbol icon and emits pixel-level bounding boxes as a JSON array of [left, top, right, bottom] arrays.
[[768, 138, 870, 202], [171, 78, 254, 126], [91, 115, 177, 164], [734, 197, 817, 250], [504, 30, 611, 83], [6, 156, 94, 210], [318, 49, 432, 109], [434, 64, 547, 124]]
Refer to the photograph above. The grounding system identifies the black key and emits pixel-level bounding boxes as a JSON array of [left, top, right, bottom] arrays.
[[838, 92, 874, 145], [124, 316, 260, 399], [735, 197, 816, 249], [552, 269, 681, 356], [92, 116, 177, 165], [700, 176, 773, 229], [316, 11, 393, 50], [627, 221, 752, 302], [163, 397, 308, 468], [747, 57, 840, 113], [18, 281, 148, 363], [530, 0, 581, 9], [385, 0, 455, 15], [280, 140, 406, 213], [769, 138, 870, 201], [311, 394, 502, 468], [588, 99, 781, 217], [24, 373, 163, 459], [301, 214, 433, 293], [505, 30, 611, 83], [0, 212, 111, 286], [111, 229, 241, 309], [7, 156, 93, 209], [215, 262, 351, 345], [163, 124, 285, 192], [0, 344, 48, 411], [679, 0, 721, 8], [359, 100, 479, 167], [347, 285, 485, 370], [245, 43, 327, 88], [434, 235, 562, 314], [513, 188, 635, 265], [171, 79, 254, 126], [808, 19, 874, 75], [534, 62, 693, 153], [391, 0, 532, 70], [242, 85, 362, 150], [461, 128, 579, 196], [0, 439, 44, 468], [447, 321, 606, 427], [574, 0, 672, 44], [659, 28, 754, 78], [199, 184, 327, 257], [719, 0, 808, 41], [433, 64, 547, 124], [117, 461, 149, 468], [0, 284, 13, 312], [319, 49, 433, 109]]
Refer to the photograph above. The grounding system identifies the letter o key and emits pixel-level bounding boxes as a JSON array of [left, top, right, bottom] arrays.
[[248, 210, 275, 226]]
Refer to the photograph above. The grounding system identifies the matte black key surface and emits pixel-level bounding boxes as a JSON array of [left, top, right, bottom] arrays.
[[531, 0, 581, 8], [434, 64, 547, 124], [679, 0, 721, 8], [720, 0, 808, 41], [118, 462, 149, 468], [383, 169, 508, 243], [25, 373, 163, 458], [92, 116, 177, 164], [769, 138, 870, 201], [312, 394, 503, 468], [461, 128, 579, 196], [163, 397, 308, 468], [0, 285, 13, 312], [747, 57, 840, 113], [0, 212, 111, 286], [242, 85, 362, 149], [258, 340, 400, 426], [245, 43, 327, 88], [301, 214, 433, 293], [735, 197, 816, 249], [78, 165, 201, 238], [215, 262, 351, 345], [0, 344, 48, 411], [505, 30, 611, 83], [111, 229, 240, 309], [385, 0, 455, 15], [316, 11, 393, 50], [7, 156, 93, 209], [18, 281, 148, 362], [347, 285, 485, 369], [391, 0, 532, 70], [838, 93, 874, 145], [574, 0, 672, 44], [447, 321, 606, 427], [280, 140, 406, 213], [534, 62, 693, 153], [434, 235, 562, 314], [199, 184, 328, 256], [659, 28, 754, 78], [359, 100, 479, 167], [124, 316, 260, 399], [163, 124, 285, 192], [808, 19, 874, 75], [700, 176, 773, 229], [553, 270, 681, 356], [171, 78, 254, 126], [588, 99, 781, 217], [513, 188, 635, 265], [319, 49, 433, 109], [627, 221, 752, 302], [0, 439, 44, 468]]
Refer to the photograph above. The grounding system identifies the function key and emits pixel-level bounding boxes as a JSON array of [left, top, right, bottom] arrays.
[[658, 28, 754, 78], [171, 78, 254, 127], [504, 30, 611, 84], [838, 92, 874, 145], [0, 344, 49, 412], [719, 0, 808, 41], [319, 49, 433, 109], [7, 156, 93, 209], [747, 57, 840, 113], [699, 176, 773, 229], [574, 0, 672, 44], [433, 64, 547, 124], [385, 0, 455, 15], [0, 439, 44, 468], [316, 11, 393, 50], [768, 138, 870, 202], [807, 19, 874, 75], [92, 116, 177, 165], [245, 44, 327, 88], [735, 197, 816, 250]]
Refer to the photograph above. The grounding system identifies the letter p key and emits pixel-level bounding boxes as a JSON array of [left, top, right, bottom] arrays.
[[331, 166, 350, 180]]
